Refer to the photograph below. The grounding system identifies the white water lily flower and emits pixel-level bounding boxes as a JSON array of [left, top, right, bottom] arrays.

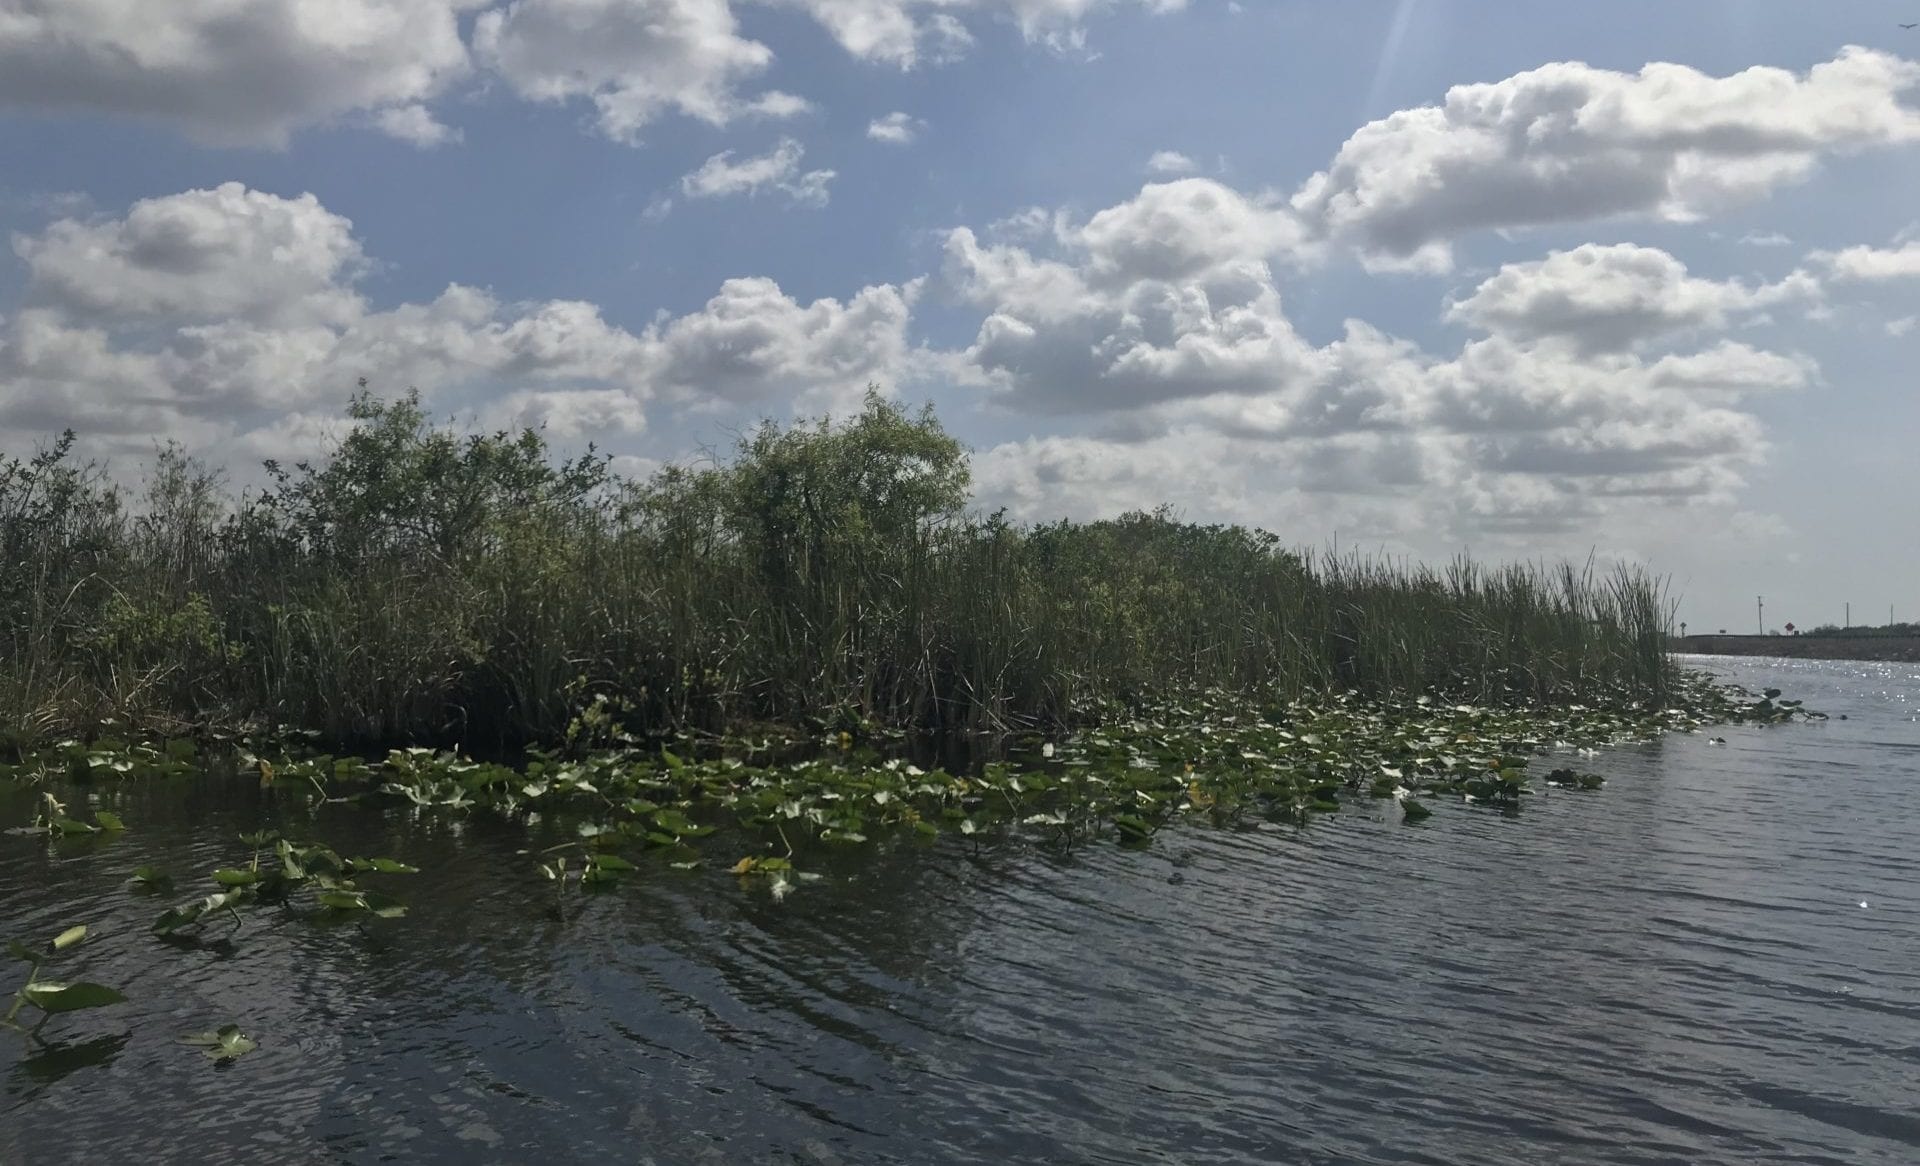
[[770, 877, 793, 902], [1042, 743, 1055, 759], [1393, 786, 1412, 801]]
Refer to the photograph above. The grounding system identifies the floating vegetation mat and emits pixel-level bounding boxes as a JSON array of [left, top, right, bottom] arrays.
[[3, 676, 1821, 897], [0, 674, 1821, 1045]]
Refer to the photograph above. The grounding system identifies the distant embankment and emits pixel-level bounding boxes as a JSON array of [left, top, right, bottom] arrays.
[[1674, 635, 1920, 663]]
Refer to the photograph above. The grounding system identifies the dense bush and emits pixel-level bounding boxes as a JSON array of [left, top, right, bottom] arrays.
[[0, 389, 1677, 749]]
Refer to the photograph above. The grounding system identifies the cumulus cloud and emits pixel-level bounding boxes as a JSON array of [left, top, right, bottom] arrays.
[[642, 276, 923, 413], [1444, 243, 1817, 354], [0, 0, 473, 148], [680, 138, 836, 206], [13, 183, 368, 329], [482, 388, 649, 437], [473, 0, 807, 141], [0, 0, 1194, 145], [941, 180, 1816, 540], [1816, 240, 1920, 281], [1146, 150, 1197, 175], [778, 0, 1182, 66], [940, 180, 1314, 410], [1290, 47, 1920, 269], [373, 104, 462, 147], [0, 185, 921, 460], [867, 111, 925, 144]]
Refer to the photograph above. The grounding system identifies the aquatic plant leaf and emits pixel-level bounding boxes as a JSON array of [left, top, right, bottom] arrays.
[[153, 890, 246, 933], [588, 854, 636, 872], [50, 818, 98, 836], [93, 811, 126, 832], [8, 940, 39, 964], [1400, 799, 1432, 823], [360, 892, 408, 919], [353, 858, 419, 874], [212, 869, 259, 887], [128, 866, 173, 892], [182, 1024, 256, 1061], [21, 981, 126, 1013], [51, 926, 86, 951]]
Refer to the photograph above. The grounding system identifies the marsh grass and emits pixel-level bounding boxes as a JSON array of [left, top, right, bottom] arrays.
[[1, 390, 1678, 751]]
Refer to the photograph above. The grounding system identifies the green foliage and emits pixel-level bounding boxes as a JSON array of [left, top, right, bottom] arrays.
[[181, 1024, 256, 1062], [4, 925, 126, 1040], [153, 833, 417, 935], [2, 388, 1685, 751]]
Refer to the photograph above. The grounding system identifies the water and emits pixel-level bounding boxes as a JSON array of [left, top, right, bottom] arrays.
[[3, 656, 1918, 1164]]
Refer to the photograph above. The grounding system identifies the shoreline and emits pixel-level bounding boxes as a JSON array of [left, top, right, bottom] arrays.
[[1674, 635, 1920, 663]]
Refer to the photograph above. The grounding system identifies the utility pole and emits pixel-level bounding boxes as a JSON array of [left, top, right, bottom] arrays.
[[1846, 602, 1851, 629], [1758, 595, 1764, 635]]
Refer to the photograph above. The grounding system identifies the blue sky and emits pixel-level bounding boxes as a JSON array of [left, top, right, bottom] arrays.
[[2, 0, 1918, 633]]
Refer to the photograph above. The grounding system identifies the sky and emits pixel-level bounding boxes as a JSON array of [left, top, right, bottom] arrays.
[[1, 0, 1918, 635]]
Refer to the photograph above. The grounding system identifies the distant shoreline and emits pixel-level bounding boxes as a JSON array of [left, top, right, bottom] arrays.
[[1674, 635, 1920, 663]]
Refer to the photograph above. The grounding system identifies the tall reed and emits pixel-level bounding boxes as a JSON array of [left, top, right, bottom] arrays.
[[0, 391, 1679, 750]]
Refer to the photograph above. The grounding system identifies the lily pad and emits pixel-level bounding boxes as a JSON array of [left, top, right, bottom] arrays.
[[182, 1024, 257, 1062]]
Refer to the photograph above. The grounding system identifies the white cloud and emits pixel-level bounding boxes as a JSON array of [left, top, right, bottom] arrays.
[[779, 0, 1183, 67], [373, 104, 462, 147], [0, 0, 473, 148], [1145, 150, 1196, 175], [473, 0, 806, 141], [1291, 47, 1920, 269], [941, 180, 1815, 539], [1444, 243, 1816, 354], [642, 276, 923, 413], [0, 185, 922, 459], [1646, 342, 1814, 393], [1889, 316, 1918, 336], [867, 111, 925, 144], [1740, 231, 1794, 248], [13, 182, 368, 329], [1817, 240, 1920, 280], [1069, 179, 1303, 283], [0, 0, 1200, 148], [680, 138, 837, 206], [482, 388, 649, 437]]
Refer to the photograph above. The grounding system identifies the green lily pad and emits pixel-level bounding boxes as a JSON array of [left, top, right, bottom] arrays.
[[182, 1024, 256, 1061], [21, 981, 126, 1014]]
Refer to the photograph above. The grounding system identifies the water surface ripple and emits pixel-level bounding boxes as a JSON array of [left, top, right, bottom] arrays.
[[3, 656, 1917, 1163]]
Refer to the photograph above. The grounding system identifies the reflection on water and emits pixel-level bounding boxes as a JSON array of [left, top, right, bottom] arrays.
[[4, 657, 1919, 1164]]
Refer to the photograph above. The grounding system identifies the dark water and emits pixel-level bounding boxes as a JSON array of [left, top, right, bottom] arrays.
[[3, 656, 1918, 1165]]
